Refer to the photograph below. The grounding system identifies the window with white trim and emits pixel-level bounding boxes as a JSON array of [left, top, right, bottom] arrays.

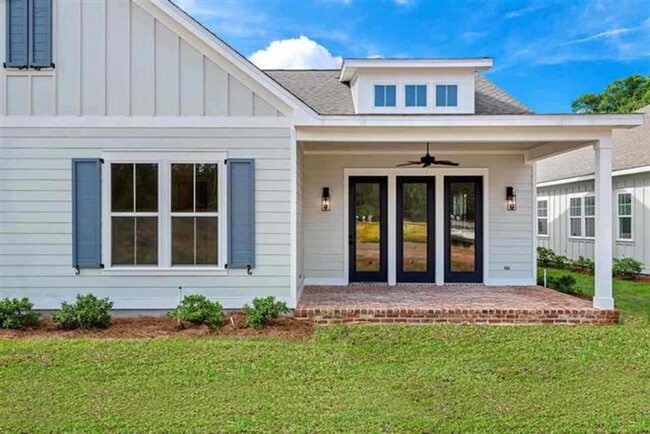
[[537, 199, 549, 236], [617, 192, 633, 240], [374, 85, 396, 107], [435, 84, 458, 107], [568, 194, 595, 239], [105, 153, 226, 269], [569, 197, 582, 237], [405, 84, 427, 107]]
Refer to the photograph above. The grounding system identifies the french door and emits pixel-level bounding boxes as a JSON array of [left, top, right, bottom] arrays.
[[444, 176, 483, 283], [348, 177, 388, 282], [396, 177, 435, 282]]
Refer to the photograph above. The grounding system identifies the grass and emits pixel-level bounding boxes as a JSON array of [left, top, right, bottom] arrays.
[[540, 267, 650, 322], [2, 326, 650, 433]]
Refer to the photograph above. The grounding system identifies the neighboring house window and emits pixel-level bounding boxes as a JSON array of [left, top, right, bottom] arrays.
[[584, 196, 595, 238], [405, 85, 427, 107], [569, 197, 582, 237], [435, 84, 458, 107], [5, 0, 53, 68], [537, 199, 549, 236], [374, 85, 396, 107], [569, 194, 595, 239], [617, 192, 633, 240], [105, 154, 226, 269]]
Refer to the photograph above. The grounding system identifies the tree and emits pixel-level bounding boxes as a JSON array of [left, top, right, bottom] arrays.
[[571, 74, 650, 113]]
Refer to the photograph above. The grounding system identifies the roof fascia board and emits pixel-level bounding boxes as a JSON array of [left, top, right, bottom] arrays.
[[537, 165, 650, 187], [147, 0, 318, 121], [296, 114, 644, 128], [340, 58, 493, 81]]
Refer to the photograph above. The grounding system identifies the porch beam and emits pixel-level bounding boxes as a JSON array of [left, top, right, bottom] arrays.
[[593, 136, 614, 310]]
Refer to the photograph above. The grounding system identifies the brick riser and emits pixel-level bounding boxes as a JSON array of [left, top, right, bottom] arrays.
[[294, 308, 619, 325]]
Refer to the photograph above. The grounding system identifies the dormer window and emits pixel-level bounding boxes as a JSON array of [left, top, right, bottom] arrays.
[[436, 85, 458, 107], [405, 85, 427, 107], [374, 85, 396, 107]]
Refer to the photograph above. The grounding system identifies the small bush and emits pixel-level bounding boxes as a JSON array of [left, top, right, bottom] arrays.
[[569, 256, 595, 274], [613, 257, 644, 280], [537, 247, 569, 269], [51, 294, 113, 330], [0, 297, 40, 330], [168, 294, 224, 329], [546, 275, 579, 295], [243, 296, 290, 329]]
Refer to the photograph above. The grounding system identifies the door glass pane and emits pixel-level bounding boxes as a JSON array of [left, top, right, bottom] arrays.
[[449, 182, 476, 272], [402, 182, 428, 272], [172, 164, 194, 212], [355, 182, 381, 272]]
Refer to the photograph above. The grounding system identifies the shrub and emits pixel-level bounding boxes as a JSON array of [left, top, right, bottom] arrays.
[[613, 257, 644, 280], [546, 275, 579, 295], [569, 256, 595, 274], [537, 247, 569, 269], [0, 297, 40, 330], [243, 296, 290, 329], [51, 294, 113, 330], [168, 294, 224, 329]]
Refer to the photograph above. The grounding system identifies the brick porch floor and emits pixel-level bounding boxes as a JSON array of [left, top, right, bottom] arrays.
[[295, 285, 619, 325]]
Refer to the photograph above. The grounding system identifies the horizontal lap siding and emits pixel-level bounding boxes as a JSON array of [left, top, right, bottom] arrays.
[[538, 173, 650, 273], [0, 128, 294, 309], [302, 153, 534, 284]]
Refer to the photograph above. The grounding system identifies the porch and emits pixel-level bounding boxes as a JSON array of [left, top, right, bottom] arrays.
[[295, 285, 619, 325]]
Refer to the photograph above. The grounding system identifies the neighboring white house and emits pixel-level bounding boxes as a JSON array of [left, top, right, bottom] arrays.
[[0, 0, 643, 311], [537, 104, 650, 273]]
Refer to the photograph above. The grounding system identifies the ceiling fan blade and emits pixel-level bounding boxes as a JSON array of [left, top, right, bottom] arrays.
[[396, 162, 421, 167], [434, 160, 460, 166], [423, 161, 432, 168]]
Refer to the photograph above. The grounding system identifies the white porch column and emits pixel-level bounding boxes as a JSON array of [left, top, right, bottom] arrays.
[[593, 137, 614, 309]]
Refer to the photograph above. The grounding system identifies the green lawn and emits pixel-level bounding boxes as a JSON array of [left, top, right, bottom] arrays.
[[540, 267, 650, 322], [2, 272, 650, 432]]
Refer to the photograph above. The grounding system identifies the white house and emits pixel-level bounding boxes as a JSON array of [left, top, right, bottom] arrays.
[[537, 104, 650, 273], [0, 0, 644, 312]]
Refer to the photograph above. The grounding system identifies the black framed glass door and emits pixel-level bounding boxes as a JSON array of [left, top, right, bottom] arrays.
[[444, 176, 483, 283], [349, 177, 388, 282], [396, 177, 435, 282]]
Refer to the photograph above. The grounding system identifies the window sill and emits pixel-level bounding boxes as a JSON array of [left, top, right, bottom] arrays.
[[537, 234, 550, 238], [102, 267, 227, 276], [616, 239, 635, 244], [568, 236, 595, 241]]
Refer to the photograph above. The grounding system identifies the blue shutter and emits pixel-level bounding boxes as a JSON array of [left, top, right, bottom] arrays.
[[72, 159, 102, 269], [228, 159, 255, 269], [29, 0, 52, 67], [5, 0, 29, 67]]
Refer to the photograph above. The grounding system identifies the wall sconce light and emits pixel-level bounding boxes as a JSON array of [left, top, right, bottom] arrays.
[[321, 187, 331, 211], [506, 186, 517, 211]]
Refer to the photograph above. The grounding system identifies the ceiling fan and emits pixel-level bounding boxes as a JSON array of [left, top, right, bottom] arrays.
[[396, 142, 459, 167]]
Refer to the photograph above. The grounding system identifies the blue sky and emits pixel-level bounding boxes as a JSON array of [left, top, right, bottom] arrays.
[[176, 0, 650, 113]]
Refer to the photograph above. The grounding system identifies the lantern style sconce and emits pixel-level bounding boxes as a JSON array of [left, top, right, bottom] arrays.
[[321, 187, 331, 211], [506, 186, 517, 211]]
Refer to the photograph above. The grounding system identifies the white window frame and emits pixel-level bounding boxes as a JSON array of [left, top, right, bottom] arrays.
[[537, 198, 549, 237], [616, 190, 634, 242], [374, 84, 397, 107], [404, 84, 427, 107], [435, 84, 459, 107], [568, 192, 595, 240], [101, 151, 228, 275]]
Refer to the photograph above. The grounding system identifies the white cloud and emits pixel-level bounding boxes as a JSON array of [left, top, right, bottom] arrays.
[[249, 36, 343, 69], [557, 28, 634, 47], [392, 0, 413, 5]]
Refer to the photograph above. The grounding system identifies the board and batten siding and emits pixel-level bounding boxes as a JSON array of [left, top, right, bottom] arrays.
[[538, 172, 650, 273], [302, 153, 535, 285], [0, 128, 294, 309], [0, 0, 284, 117]]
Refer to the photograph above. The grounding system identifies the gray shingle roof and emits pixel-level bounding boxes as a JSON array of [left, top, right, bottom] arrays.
[[264, 69, 532, 115], [536, 105, 650, 183]]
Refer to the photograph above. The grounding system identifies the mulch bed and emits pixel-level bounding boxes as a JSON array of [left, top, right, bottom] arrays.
[[0, 313, 314, 341]]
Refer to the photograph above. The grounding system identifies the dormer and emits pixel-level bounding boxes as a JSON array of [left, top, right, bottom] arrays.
[[340, 58, 493, 115]]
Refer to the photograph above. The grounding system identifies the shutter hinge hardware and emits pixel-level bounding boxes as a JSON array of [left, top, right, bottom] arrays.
[[225, 263, 228, 269], [224, 159, 227, 165], [247, 265, 253, 276], [100, 264, 105, 269], [99, 158, 105, 164], [74, 265, 80, 275]]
